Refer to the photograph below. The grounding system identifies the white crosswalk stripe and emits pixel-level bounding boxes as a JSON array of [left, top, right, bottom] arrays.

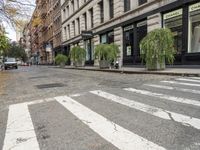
[[3, 103, 40, 150], [55, 96, 166, 150], [176, 78, 200, 83], [161, 80, 200, 87], [144, 84, 200, 95], [90, 90, 200, 130], [189, 77, 200, 80], [124, 88, 200, 107]]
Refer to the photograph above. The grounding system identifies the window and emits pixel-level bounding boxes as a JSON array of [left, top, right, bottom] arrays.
[[66, 6, 69, 17], [124, 0, 131, 12], [77, 18, 80, 34], [138, 0, 147, 6], [163, 9, 183, 54], [77, 0, 79, 9], [99, 1, 104, 23], [64, 26, 67, 39], [124, 25, 134, 56], [188, 2, 200, 53], [89, 8, 94, 28], [136, 20, 147, 56], [71, 0, 74, 13], [109, 0, 114, 19], [67, 24, 70, 38], [72, 21, 75, 36], [83, 13, 87, 30], [100, 31, 114, 44]]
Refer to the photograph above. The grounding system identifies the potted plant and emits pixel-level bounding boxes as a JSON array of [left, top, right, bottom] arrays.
[[94, 43, 120, 69], [55, 54, 68, 68], [140, 28, 176, 70], [70, 46, 86, 67]]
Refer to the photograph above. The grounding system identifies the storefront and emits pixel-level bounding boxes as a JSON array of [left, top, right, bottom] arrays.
[[162, 1, 200, 64], [123, 20, 147, 65]]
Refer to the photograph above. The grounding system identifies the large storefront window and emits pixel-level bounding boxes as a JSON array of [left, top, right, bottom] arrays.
[[124, 25, 134, 56], [136, 20, 147, 56], [163, 9, 183, 54], [188, 2, 200, 53], [84, 39, 94, 62]]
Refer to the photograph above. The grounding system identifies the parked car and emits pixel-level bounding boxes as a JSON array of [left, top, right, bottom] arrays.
[[4, 58, 18, 70]]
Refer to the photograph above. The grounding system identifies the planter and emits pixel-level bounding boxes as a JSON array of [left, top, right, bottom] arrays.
[[74, 60, 85, 67], [59, 62, 65, 68], [99, 60, 109, 69], [146, 58, 165, 71]]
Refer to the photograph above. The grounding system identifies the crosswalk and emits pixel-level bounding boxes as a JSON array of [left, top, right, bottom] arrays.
[[2, 76, 200, 150]]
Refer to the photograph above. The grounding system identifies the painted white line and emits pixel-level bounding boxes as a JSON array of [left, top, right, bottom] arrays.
[[56, 96, 166, 150], [176, 78, 200, 83], [161, 81, 200, 87], [144, 84, 200, 95], [3, 103, 40, 150], [90, 90, 200, 130], [124, 88, 200, 107], [189, 77, 200, 80]]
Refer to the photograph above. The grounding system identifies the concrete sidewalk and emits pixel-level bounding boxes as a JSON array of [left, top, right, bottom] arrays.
[[53, 66, 200, 77]]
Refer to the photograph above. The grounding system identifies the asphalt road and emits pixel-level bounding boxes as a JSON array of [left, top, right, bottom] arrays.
[[0, 66, 200, 150]]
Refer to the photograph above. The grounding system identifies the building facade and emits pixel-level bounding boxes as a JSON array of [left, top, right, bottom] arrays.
[[61, 0, 200, 66]]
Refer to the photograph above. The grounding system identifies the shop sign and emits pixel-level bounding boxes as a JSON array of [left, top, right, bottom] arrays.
[[82, 31, 93, 40], [163, 9, 182, 20], [137, 20, 147, 27], [124, 25, 134, 31], [189, 2, 200, 12]]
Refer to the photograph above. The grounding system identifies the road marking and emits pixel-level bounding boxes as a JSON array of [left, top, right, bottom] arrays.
[[3, 103, 40, 150], [189, 77, 200, 80], [124, 88, 200, 107], [90, 90, 200, 130], [56, 96, 166, 150], [161, 81, 200, 87], [176, 78, 200, 83], [144, 84, 200, 95]]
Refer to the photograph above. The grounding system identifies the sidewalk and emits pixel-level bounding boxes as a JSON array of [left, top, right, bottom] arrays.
[[53, 66, 200, 77]]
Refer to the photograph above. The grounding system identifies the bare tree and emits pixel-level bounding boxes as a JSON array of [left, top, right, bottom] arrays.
[[0, 0, 35, 28]]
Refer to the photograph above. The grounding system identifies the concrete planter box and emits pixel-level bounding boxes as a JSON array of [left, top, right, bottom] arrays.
[[99, 60, 110, 69]]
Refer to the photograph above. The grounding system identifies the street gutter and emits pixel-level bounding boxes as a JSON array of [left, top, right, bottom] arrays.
[[50, 66, 200, 77]]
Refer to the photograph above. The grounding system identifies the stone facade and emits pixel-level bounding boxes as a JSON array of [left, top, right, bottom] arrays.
[[61, 0, 179, 66]]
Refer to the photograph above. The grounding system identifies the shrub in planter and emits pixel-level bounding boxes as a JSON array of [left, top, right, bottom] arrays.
[[140, 28, 176, 70], [70, 46, 86, 67], [94, 43, 120, 69], [55, 54, 68, 68]]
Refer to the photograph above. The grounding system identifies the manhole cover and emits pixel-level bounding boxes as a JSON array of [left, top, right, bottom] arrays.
[[36, 83, 65, 89]]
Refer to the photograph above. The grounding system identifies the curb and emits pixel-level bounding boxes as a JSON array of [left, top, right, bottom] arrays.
[[50, 67, 200, 77]]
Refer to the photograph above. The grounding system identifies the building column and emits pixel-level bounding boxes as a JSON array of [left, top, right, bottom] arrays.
[[114, 0, 124, 17], [131, 0, 138, 9], [103, 0, 110, 21], [114, 27, 123, 68], [87, 10, 92, 30], [80, 14, 86, 32], [74, 0, 78, 11], [93, 3, 101, 26], [147, 13, 162, 32], [70, 22, 74, 37], [93, 35, 100, 66]]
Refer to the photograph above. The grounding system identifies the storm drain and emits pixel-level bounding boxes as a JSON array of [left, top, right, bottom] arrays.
[[36, 83, 65, 89]]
